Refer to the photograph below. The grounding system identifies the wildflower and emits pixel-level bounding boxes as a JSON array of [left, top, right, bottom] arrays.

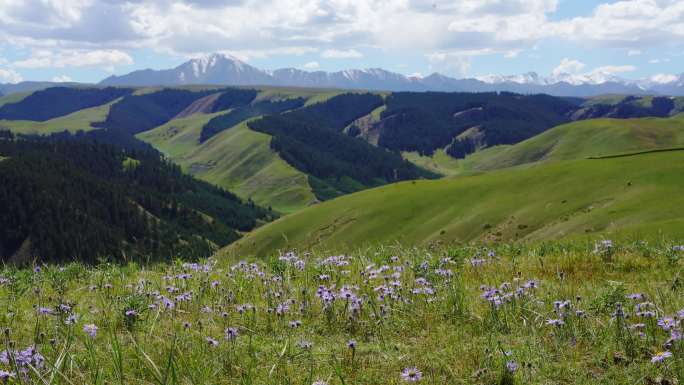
[[312, 380, 328, 385], [506, 361, 518, 373], [65, 314, 78, 325], [546, 319, 565, 327], [651, 351, 673, 364], [297, 340, 313, 350], [0, 370, 15, 380], [33, 266, 41, 273], [161, 296, 175, 309], [289, 320, 302, 328], [37, 307, 53, 315], [183, 322, 192, 329], [125, 309, 138, 317], [206, 337, 219, 347], [401, 367, 423, 382], [347, 339, 357, 349], [225, 327, 239, 340], [83, 324, 98, 338], [658, 317, 678, 331], [626, 293, 644, 300], [211, 280, 220, 288]]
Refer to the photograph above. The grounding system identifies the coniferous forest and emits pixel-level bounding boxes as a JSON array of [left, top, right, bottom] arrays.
[[0, 132, 274, 264]]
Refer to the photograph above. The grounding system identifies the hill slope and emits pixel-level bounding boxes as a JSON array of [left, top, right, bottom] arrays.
[[137, 114, 316, 213], [0, 135, 274, 263], [226, 149, 684, 256], [459, 114, 684, 173], [0, 99, 118, 135]]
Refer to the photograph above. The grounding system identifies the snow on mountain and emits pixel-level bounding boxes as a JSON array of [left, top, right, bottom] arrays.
[[98, 53, 684, 97]]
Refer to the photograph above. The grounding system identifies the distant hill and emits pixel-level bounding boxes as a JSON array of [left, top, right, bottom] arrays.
[[3, 85, 683, 214], [99, 53, 684, 97], [0, 133, 275, 264], [0, 87, 132, 121], [226, 147, 684, 257], [456, 114, 684, 174], [0, 81, 84, 95]]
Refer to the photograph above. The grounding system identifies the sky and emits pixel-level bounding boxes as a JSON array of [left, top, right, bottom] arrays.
[[0, 0, 683, 84]]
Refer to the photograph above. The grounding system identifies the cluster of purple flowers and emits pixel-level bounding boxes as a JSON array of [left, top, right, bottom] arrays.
[[0, 345, 45, 378], [279, 252, 306, 271], [480, 279, 538, 309]]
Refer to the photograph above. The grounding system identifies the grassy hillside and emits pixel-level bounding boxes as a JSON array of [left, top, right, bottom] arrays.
[[138, 115, 316, 214], [0, 100, 117, 135], [0, 91, 30, 107], [458, 114, 684, 173], [227, 149, 684, 256]]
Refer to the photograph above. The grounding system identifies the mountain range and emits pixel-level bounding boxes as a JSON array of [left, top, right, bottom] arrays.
[[96, 53, 684, 97], [2, 53, 682, 98]]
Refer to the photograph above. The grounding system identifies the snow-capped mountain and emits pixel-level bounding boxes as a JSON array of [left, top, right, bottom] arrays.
[[98, 53, 684, 97]]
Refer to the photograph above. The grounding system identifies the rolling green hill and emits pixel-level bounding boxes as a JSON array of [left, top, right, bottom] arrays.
[[138, 114, 316, 214], [0, 99, 118, 135], [456, 114, 684, 173], [226, 148, 684, 257]]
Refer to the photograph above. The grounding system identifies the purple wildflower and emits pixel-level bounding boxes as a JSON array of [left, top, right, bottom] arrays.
[[658, 317, 677, 331], [506, 360, 518, 373], [401, 367, 423, 382], [37, 307, 53, 315], [65, 314, 78, 325], [206, 337, 219, 347], [225, 327, 239, 340], [0, 370, 15, 380], [651, 351, 673, 364], [347, 339, 357, 349], [83, 323, 98, 338], [546, 319, 565, 327]]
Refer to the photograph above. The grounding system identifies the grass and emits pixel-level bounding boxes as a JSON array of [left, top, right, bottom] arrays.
[[402, 149, 463, 176], [0, 92, 31, 107], [4, 241, 684, 384], [449, 114, 684, 175], [0, 99, 118, 135], [138, 116, 316, 214], [227, 149, 684, 257]]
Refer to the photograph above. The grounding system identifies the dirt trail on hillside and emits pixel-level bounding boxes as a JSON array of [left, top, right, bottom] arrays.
[[174, 93, 222, 119]]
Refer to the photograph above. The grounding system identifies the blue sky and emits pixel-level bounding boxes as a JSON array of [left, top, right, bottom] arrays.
[[0, 0, 682, 84]]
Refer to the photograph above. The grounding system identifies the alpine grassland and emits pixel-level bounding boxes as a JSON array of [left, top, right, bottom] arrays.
[[229, 149, 684, 257], [2, 241, 684, 384]]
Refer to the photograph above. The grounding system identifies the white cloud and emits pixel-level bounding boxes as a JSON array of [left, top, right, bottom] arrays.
[[0, 68, 23, 84], [302, 61, 320, 70], [426, 51, 476, 76], [590, 65, 636, 75], [552, 58, 586, 76], [51, 75, 73, 82], [321, 49, 363, 59], [550, 58, 637, 84], [651, 73, 679, 84], [0, 0, 681, 79], [13, 49, 133, 69]]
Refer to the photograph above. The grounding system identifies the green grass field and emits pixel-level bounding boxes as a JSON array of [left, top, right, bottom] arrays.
[[227, 149, 684, 257], [138, 115, 316, 214], [0, 99, 118, 135], [4, 242, 684, 384]]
